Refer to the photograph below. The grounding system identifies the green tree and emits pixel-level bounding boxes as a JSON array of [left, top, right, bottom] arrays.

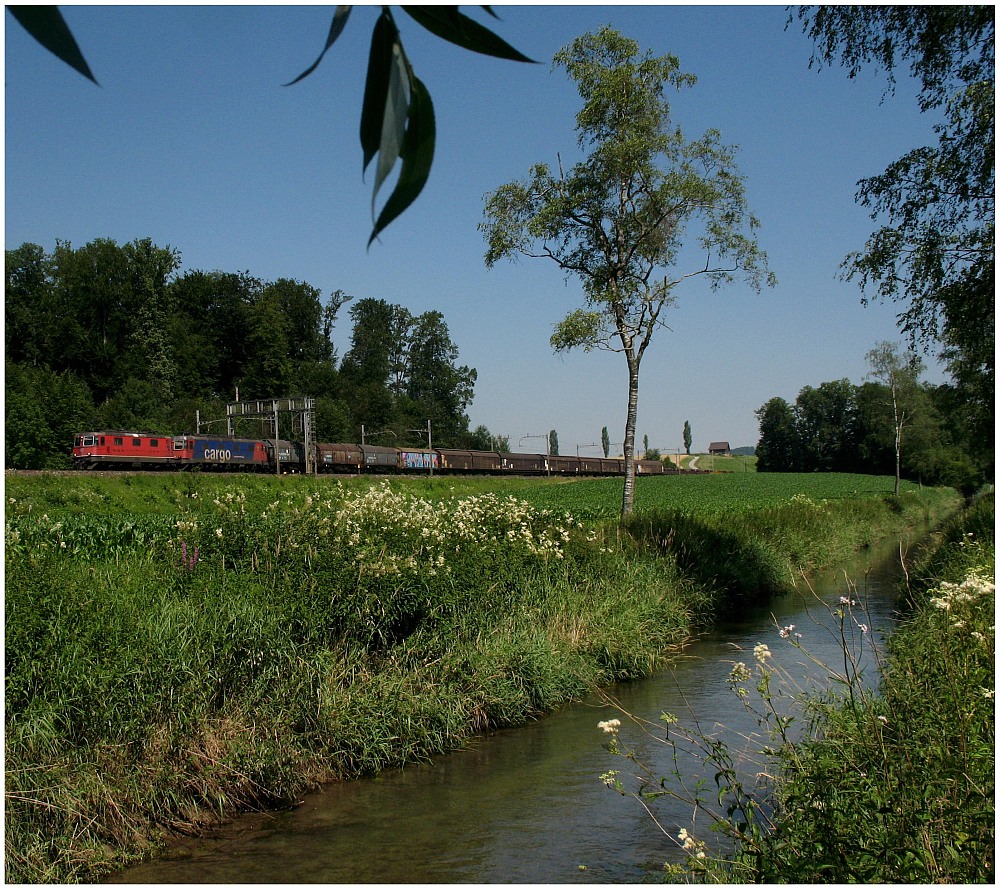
[[682, 419, 692, 455], [4, 361, 94, 469], [403, 310, 476, 445], [40, 238, 180, 404], [5, 243, 52, 367], [340, 298, 396, 434], [601, 425, 610, 458], [795, 380, 859, 473], [795, 6, 994, 474], [548, 429, 559, 457], [865, 341, 924, 494], [481, 28, 773, 515], [169, 270, 258, 400], [241, 288, 294, 399], [755, 397, 799, 472]]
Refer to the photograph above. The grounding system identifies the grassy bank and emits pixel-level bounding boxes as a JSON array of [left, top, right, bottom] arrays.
[[4, 472, 959, 882], [743, 493, 995, 883]]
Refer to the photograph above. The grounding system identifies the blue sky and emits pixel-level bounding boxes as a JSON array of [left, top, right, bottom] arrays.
[[5, 4, 946, 454]]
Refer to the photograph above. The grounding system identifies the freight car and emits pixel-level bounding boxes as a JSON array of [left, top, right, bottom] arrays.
[[71, 431, 669, 478]]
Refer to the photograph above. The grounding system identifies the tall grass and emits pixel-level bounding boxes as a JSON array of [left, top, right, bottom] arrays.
[[598, 494, 993, 884], [4, 473, 961, 882]]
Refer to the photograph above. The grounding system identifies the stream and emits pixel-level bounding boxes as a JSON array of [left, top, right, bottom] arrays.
[[111, 531, 919, 883]]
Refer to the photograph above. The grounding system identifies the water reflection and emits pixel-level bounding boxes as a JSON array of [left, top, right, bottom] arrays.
[[112, 537, 911, 884]]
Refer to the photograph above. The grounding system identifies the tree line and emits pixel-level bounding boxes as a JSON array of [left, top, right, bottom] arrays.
[[5, 237, 494, 469], [754, 343, 986, 493]]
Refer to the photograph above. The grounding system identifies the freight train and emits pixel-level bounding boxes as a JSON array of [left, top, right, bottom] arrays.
[[71, 431, 670, 477]]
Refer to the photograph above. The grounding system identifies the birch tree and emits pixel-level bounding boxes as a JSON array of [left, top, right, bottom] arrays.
[[481, 27, 774, 515]]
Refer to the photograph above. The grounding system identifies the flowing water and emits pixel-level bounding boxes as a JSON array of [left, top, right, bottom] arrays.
[[112, 532, 918, 884]]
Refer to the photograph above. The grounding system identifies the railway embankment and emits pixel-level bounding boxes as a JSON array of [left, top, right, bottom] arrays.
[[4, 472, 963, 882]]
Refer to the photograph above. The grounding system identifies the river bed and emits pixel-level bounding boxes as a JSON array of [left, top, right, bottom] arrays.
[[111, 532, 917, 883]]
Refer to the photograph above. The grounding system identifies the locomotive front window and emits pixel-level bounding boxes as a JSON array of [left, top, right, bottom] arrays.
[[173, 438, 185, 450]]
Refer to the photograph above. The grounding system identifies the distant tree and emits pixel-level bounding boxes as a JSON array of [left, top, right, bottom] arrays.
[[682, 420, 692, 455], [169, 270, 259, 399], [795, 380, 859, 473], [794, 6, 994, 472], [482, 28, 773, 515], [548, 429, 559, 457], [755, 397, 799, 472], [340, 298, 396, 433], [22, 238, 180, 403], [5, 243, 52, 367], [4, 361, 94, 469], [403, 310, 477, 444], [98, 377, 168, 432], [466, 425, 493, 451], [865, 341, 924, 494], [240, 288, 294, 399], [601, 425, 610, 458]]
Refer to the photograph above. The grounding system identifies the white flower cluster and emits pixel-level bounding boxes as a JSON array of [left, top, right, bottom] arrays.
[[929, 567, 995, 645], [192, 482, 577, 579], [597, 718, 621, 734], [929, 569, 995, 612], [677, 827, 707, 860]]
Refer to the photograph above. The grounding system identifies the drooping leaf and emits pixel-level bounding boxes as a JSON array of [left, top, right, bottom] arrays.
[[8, 5, 98, 84], [285, 5, 353, 86], [369, 77, 436, 246], [370, 41, 411, 215], [401, 6, 535, 63], [360, 10, 398, 172]]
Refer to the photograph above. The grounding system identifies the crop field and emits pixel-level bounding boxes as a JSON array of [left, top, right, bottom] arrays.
[[502, 472, 923, 521], [5, 469, 922, 525]]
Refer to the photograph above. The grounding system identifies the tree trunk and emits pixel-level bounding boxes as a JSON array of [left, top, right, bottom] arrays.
[[621, 356, 640, 516]]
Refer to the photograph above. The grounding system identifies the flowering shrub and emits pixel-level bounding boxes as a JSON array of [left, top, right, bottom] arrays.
[[163, 482, 581, 650], [172, 482, 575, 575]]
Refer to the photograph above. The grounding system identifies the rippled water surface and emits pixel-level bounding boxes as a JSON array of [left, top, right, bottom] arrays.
[[112, 534, 916, 883]]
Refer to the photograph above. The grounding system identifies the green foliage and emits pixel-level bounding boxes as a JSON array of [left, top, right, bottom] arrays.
[[5, 237, 492, 465], [482, 26, 774, 515], [599, 494, 993, 883], [756, 370, 984, 490], [795, 6, 994, 477]]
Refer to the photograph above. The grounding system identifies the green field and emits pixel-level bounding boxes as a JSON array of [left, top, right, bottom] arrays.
[[5, 468, 918, 522], [507, 471, 917, 520]]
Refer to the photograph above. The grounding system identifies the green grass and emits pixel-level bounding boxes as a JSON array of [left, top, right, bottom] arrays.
[[4, 470, 962, 883], [744, 496, 996, 883], [506, 471, 937, 521]]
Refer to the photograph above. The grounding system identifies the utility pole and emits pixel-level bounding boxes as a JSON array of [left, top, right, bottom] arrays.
[[408, 420, 433, 475]]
